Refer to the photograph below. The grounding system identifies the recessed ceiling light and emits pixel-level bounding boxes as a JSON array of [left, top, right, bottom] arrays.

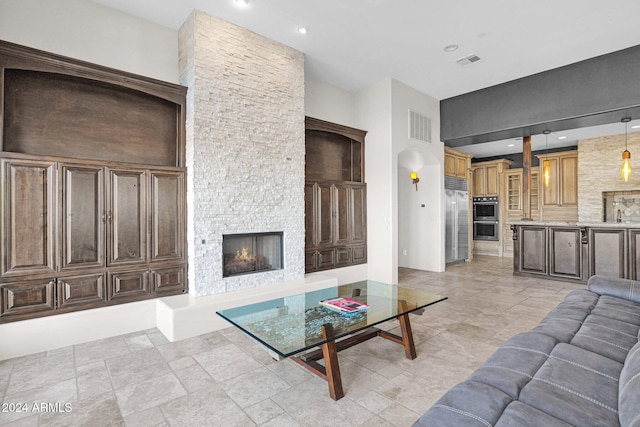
[[558, 136, 567, 140], [632, 125, 640, 129], [507, 143, 515, 147], [297, 27, 307, 35], [234, 0, 250, 7], [444, 44, 459, 53]]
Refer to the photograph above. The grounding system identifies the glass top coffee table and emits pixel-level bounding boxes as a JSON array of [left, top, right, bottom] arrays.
[[217, 280, 447, 400]]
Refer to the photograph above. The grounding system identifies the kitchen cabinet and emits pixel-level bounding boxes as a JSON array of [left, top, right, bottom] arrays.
[[588, 228, 626, 279], [444, 147, 472, 179], [548, 227, 582, 280], [505, 168, 540, 219], [471, 160, 511, 197], [536, 150, 578, 221], [515, 226, 547, 275]]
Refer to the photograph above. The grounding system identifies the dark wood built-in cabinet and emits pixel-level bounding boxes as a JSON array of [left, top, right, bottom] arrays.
[[0, 41, 187, 322], [305, 117, 367, 273]]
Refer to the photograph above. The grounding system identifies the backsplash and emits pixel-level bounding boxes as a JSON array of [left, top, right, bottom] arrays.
[[603, 191, 640, 222], [578, 131, 640, 222]]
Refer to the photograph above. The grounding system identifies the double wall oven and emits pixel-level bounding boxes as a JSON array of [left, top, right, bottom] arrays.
[[473, 196, 499, 241]]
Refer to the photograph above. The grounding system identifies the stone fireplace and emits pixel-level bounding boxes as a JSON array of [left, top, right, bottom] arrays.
[[222, 232, 283, 277], [179, 11, 305, 297]]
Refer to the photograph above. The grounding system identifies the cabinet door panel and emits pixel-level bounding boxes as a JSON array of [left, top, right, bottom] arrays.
[[304, 182, 316, 249], [560, 156, 578, 205], [519, 227, 547, 274], [150, 265, 186, 295], [150, 171, 184, 262], [60, 164, 104, 270], [350, 185, 367, 243], [317, 249, 335, 269], [485, 166, 498, 196], [589, 229, 625, 278], [352, 245, 367, 264], [542, 158, 559, 206], [57, 273, 105, 308], [630, 230, 640, 280], [108, 169, 146, 266], [108, 269, 149, 300], [549, 228, 581, 279], [1, 279, 55, 318], [317, 183, 333, 248], [455, 157, 467, 178], [472, 168, 485, 196], [305, 251, 318, 271], [444, 154, 455, 177], [335, 247, 352, 266], [1, 159, 55, 276], [334, 185, 349, 245]]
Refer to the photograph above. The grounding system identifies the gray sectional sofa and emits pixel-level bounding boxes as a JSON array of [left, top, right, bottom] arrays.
[[414, 275, 640, 427]]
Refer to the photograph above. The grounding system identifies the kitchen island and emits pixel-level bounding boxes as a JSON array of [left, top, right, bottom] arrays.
[[508, 221, 640, 282]]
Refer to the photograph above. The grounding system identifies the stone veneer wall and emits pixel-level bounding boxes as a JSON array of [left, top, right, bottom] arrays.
[[578, 131, 640, 222], [179, 11, 305, 296]]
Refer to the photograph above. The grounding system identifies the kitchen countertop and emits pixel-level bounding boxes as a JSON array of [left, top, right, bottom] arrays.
[[506, 220, 640, 228]]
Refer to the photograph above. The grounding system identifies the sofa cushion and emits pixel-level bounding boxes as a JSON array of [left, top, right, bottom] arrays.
[[620, 341, 640, 427], [495, 401, 573, 427], [592, 296, 640, 326], [588, 275, 640, 304], [570, 313, 640, 363], [518, 343, 622, 427], [468, 332, 557, 399], [412, 381, 513, 427]]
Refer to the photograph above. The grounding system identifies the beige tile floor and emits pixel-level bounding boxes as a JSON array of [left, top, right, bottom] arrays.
[[0, 256, 584, 426]]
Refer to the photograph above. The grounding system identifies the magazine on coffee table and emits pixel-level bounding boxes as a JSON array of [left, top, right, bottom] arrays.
[[320, 297, 369, 313]]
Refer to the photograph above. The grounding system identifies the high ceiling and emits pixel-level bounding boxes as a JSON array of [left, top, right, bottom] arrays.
[[92, 0, 640, 155]]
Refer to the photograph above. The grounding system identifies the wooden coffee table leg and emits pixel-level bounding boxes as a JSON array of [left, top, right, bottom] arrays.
[[321, 323, 344, 400], [397, 312, 417, 359]]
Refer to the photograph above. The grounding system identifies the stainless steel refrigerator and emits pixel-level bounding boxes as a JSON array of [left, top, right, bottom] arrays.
[[445, 178, 469, 264]]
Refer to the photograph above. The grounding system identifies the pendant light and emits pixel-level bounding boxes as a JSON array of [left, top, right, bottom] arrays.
[[621, 117, 632, 182], [542, 130, 551, 187]]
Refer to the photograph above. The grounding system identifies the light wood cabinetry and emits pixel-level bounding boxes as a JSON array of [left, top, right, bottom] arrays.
[[444, 147, 472, 179], [536, 150, 578, 221], [505, 167, 540, 218], [471, 160, 511, 197]]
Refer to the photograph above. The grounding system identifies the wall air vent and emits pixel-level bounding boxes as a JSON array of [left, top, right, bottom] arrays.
[[456, 54, 482, 67], [408, 109, 431, 143]]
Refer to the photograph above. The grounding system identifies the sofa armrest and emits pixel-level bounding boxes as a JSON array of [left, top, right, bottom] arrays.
[[587, 275, 640, 304]]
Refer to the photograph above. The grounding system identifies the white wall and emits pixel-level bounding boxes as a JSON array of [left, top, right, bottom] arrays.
[[393, 80, 445, 273], [354, 79, 395, 283], [0, 0, 178, 83], [305, 77, 356, 127]]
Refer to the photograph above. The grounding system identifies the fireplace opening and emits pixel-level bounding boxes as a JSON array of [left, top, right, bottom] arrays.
[[222, 232, 283, 278]]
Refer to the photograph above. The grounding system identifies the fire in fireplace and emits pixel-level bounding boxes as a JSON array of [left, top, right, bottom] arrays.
[[222, 232, 283, 277]]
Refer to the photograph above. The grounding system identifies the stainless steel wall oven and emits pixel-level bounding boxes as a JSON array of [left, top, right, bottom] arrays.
[[473, 197, 499, 241]]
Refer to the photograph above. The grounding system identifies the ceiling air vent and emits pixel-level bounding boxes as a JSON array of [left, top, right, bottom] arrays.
[[408, 109, 431, 143], [456, 54, 482, 67]]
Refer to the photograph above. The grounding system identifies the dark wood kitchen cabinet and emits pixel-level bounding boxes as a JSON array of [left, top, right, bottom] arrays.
[[304, 116, 367, 273], [0, 41, 188, 322]]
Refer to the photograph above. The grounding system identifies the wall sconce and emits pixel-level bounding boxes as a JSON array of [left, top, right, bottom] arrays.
[[621, 117, 632, 182], [410, 171, 419, 191]]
